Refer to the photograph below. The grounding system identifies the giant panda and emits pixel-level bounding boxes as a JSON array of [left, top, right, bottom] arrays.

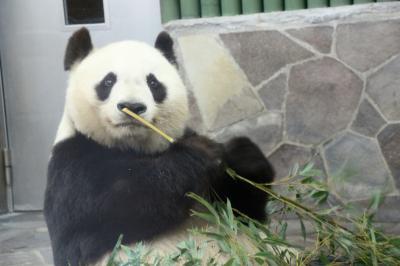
[[44, 27, 275, 266]]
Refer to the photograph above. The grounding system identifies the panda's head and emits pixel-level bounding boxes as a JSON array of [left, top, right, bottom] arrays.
[[56, 28, 188, 153]]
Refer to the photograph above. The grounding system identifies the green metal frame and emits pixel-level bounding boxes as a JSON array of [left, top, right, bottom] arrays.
[[308, 0, 329, 8], [221, 0, 241, 16], [160, 0, 399, 23], [264, 0, 284, 12], [242, 0, 263, 14], [285, 0, 306, 10], [180, 0, 200, 19], [201, 0, 221, 17]]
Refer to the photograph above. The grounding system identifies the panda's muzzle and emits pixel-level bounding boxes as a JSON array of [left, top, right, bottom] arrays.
[[117, 102, 147, 115]]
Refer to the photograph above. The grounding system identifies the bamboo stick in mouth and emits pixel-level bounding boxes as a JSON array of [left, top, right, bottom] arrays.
[[121, 107, 175, 143]]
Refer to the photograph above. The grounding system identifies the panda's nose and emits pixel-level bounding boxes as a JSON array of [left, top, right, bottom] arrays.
[[117, 102, 147, 115]]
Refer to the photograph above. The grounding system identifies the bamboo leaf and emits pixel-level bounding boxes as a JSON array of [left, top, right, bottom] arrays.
[[106, 234, 124, 266]]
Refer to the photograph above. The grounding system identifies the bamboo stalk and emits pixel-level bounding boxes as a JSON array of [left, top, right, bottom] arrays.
[[121, 108, 175, 143]]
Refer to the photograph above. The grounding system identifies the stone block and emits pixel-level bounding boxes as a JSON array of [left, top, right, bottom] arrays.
[[336, 19, 400, 72], [324, 133, 394, 201], [213, 112, 282, 155], [268, 143, 324, 180], [367, 55, 400, 121], [178, 34, 263, 131], [286, 57, 363, 145], [221, 30, 314, 86], [287, 26, 333, 54], [258, 73, 287, 111], [351, 99, 386, 137], [351, 196, 400, 223], [186, 90, 205, 133], [378, 123, 400, 189]]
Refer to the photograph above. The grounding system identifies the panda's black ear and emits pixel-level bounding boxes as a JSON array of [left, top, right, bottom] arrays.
[[64, 27, 93, 71], [155, 31, 177, 66]]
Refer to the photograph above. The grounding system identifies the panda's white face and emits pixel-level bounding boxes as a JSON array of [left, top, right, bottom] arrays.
[[57, 30, 188, 153]]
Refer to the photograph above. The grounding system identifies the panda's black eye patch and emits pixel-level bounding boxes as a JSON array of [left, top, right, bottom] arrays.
[[147, 74, 167, 104], [96, 72, 117, 101]]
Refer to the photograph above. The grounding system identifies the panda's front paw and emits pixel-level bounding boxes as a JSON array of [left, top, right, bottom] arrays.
[[224, 137, 275, 184], [179, 135, 224, 165]]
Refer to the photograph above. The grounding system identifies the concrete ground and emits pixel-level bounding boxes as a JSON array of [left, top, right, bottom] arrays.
[[0, 212, 52, 266], [1, 212, 399, 266]]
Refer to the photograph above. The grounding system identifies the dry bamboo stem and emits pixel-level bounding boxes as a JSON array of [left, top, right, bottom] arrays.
[[121, 108, 175, 143]]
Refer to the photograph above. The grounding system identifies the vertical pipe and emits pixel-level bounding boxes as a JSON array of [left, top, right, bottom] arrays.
[[242, 0, 263, 14], [160, 0, 180, 23], [264, 0, 284, 12], [284, 0, 306, 10], [353, 0, 374, 3], [307, 0, 329, 8], [329, 0, 352, 7], [221, 0, 242, 16], [200, 0, 221, 17], [0, 54, 12, 212], [180, 0, 201, 19]]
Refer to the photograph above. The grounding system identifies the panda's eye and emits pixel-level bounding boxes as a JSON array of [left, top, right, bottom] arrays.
[[96, 72, 117, 101], [146, 74, 167, 104], [147, 75, 160, 89], [103, 73, 117, 87], [104, 78, 114, 87]]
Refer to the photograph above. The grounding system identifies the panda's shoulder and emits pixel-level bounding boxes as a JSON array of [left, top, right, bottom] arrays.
[[52, 132, 98, 158], [49, 132, 141, 168]]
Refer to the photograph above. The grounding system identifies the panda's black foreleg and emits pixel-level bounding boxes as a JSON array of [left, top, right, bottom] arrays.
[[216, 137, 275, 221]]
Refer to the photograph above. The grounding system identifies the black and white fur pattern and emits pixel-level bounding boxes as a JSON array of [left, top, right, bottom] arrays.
[[44, 28, 275, 266]]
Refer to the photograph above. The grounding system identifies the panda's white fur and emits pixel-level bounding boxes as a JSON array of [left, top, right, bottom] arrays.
[[56, 41, 188, 153]]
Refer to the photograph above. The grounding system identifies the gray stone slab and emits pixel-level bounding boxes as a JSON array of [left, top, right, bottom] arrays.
[[350, 196, 400, 223], [367, 55, 400, 121], [211, 87, 264, 131], [258, 73, 287, 111], [287, 26, 333, 54], [378, 123, 400, 189], [221, 30, 314, 86], [351, 99, 386, 137], [268, 144, 324, 180], [324, 133, 394, 201], [336, 19, 400, 72], [213, 112, 282, 156], [286, 57, 363, 145], [186, 90, 205, 133], [178, 34, 263, 130]]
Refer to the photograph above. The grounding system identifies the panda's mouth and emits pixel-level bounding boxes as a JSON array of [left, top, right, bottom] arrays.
[[114, 121, 145, 128]]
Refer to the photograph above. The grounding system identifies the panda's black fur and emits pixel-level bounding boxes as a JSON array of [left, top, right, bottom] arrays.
[[44, 28, 275, 266]]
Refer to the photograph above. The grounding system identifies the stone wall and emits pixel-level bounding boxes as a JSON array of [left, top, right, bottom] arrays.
[[166, 3, 400, 221]]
